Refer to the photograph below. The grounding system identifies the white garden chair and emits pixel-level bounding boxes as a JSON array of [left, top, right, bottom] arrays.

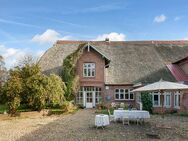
[[108, 109, 115, 122], [122, 113, 129, 125]]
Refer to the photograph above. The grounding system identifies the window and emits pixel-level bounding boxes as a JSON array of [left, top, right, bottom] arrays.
[[76, 88, 83, 104], [95, 87, 102, 104], [152, 92, 160, 107], [83, 63, 95, 77], [164, 92, 171, 108], [174, 92, 180, 109], [115, 89, 134, 100]]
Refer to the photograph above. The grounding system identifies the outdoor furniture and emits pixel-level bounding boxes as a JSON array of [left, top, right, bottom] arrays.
[[95, 114, 110, 128], [114, 110, 150, 123], [122, 113, 129, 125], [118, 108, 124, 110], [120, 103, 125, 108], [108, 109, 115, 122]]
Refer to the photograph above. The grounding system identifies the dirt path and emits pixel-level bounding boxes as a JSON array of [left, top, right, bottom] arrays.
[[0, 109, 188, 141]]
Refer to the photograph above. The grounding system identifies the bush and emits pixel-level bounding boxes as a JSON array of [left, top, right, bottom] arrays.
[[46, 74, 66, 107], [141, 92, 153, 113], [61, 101, 77, 113], [4, 70, 22, 115], [3, 60, 67, 114]]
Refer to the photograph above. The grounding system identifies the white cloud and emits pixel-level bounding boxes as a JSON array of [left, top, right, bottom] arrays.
[[31, 29, 73, 44], [0, 44, 27, 68], [94, 32, 126, 41], [174, 16, 184, 21], [36, 50, 45, 58], [154, 14, 166, 23]]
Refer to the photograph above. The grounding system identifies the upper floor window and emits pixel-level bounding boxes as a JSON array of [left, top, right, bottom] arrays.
[[83, 63, 95, 77], [115, 89, 134, 100]]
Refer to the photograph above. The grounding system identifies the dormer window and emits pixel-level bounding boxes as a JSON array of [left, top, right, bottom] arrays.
[[83, 63, 95, 77]]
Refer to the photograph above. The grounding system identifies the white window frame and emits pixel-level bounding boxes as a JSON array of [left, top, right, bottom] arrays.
[[95, 87, 102, 104], [114, 89, 134, 100], [164, 92, 171, 108], [76, 88, 84, 105], [83, 63, 95, 77], [174, 91, 180, 109], [152, 92, 160, 107]]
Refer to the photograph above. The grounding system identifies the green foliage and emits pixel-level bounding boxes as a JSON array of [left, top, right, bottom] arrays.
[[46, 74, 66, 106], [61, 101, 77, 113], [25, 74, 48, 111], [4, 70, 22, 115], [175, 111, 188, 117], [62, 43, 85, 101], [3, 60, 67, 114], [141, 92, 153, 113], [0, 104, 8, 114]]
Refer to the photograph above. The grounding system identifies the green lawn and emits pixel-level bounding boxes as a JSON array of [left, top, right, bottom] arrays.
[[0, 104, 8, 114]]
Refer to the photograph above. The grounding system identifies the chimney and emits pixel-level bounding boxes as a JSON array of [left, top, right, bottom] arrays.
[[105, 38, 110, 42]]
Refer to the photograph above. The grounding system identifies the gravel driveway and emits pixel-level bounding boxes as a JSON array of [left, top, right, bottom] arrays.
[[0, 109, 188, 141]]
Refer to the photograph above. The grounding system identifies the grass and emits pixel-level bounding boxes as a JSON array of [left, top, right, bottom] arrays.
[[175, 111, 188, 117], [95, 108, 114, 115], [0, 104, 8, 114]]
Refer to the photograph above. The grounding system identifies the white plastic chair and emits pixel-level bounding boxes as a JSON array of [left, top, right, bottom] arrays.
[[122, 113, 129, 125], [108, 109, 115, 122]]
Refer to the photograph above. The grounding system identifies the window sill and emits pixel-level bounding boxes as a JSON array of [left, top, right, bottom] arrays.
[[115, 99, 134, 101], [174, 106, 180, 109], [153, 105, 161, 107], [164, 106, 171, 108]]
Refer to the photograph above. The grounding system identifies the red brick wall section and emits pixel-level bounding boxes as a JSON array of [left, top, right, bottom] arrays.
[[152, 91, 188, 113], [76, 48, 105, 87], [104, 85, 135, 107]]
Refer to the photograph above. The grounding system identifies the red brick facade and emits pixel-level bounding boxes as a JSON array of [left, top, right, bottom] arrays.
[[75, 46, 188, 112]]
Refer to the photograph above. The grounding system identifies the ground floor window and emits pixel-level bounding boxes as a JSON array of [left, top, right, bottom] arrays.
[[174, 92, 180, 108], [76, 86, 102, 106], [164, 92, 171, 108], [152, 92, 160, 107], [76, 88, 83, 105], [115, 89, 134, 100], [95, 87, 102, 104]]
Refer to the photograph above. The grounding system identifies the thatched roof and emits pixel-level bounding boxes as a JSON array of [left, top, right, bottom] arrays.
[[39, 40, 188, 84]]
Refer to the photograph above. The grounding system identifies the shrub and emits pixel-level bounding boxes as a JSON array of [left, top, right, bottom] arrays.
[[61, 101, 77, 113], [25, 74, 48, 111], [141, 92, 153, 113], [4, 60, 67, 113], [46, 74, 66, 107], [4, 70, 22, 115]]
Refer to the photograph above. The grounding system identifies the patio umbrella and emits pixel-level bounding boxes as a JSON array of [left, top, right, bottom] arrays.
[[132, 79, 188, 115]]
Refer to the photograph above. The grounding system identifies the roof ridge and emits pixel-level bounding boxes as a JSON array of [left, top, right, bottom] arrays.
[[56, 40, 188, 45]]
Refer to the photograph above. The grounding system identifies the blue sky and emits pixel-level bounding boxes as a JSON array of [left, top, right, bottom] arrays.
[[0, 0, 188, 68]]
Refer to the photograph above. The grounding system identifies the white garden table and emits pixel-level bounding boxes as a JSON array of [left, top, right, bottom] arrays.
[[95, 114, 110, 128], [114, 110, 150, 121]]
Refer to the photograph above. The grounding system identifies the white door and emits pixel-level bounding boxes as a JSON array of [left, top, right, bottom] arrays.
[[86, 92, 93, 108]]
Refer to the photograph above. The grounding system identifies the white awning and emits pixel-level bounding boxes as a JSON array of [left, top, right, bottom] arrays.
[[133, 79, 188, 92]]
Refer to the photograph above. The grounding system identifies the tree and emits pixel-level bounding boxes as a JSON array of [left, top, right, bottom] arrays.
[[25, 73, 48, 111], [0, 55, 7, 84], [141, 92, 153, 113], [4, 55, 67, 113], [0, 55, 7, 104], [4, 70, 22, 115], [46, 74, 66, 107]]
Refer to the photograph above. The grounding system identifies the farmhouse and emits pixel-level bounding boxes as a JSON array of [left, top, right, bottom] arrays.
[[39, 40, 188, 112]]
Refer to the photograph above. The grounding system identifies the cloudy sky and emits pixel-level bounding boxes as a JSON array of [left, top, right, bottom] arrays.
[[0, 0, 188, 68]]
